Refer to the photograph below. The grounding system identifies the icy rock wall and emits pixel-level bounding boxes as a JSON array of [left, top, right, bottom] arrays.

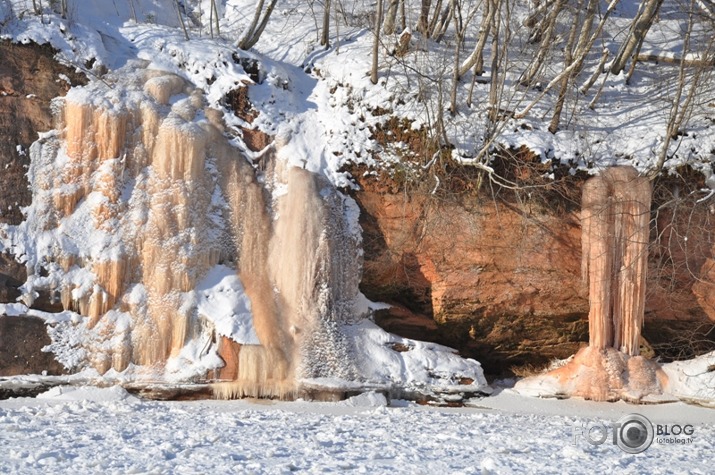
[[8, 65, 363, 394]]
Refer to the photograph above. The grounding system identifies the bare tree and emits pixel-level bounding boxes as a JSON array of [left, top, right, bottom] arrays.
[[417, 0, 431, 35], [175, 0, 189, 40], [128, 0, 137, 23], [487, 0, 502, 122], [321, 0, 331, 47], [546, 0, 602, 132], [399, 0, 406, 31], [383, 0, 400, 35], [610, 0, 664, 75], [449, 0, 461, 115], [432, 1, 456, 41], [651, 0, 711, 177], [459, 0, 497, 78], [518, 0, 566, 87], [515, 0, 620, 119], [210, 0, 221, 38], [548, 0, 581, 133], [237, 0, 279, 50], [372, 0, 384, 84]]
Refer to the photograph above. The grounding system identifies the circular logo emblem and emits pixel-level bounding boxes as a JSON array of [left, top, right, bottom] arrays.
[[616, 414, 654, 454]]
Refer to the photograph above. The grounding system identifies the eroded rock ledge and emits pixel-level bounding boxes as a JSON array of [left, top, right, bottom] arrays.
[[350, 165, 715, 376]]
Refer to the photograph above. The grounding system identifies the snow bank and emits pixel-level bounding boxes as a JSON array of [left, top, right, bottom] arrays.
[[1, 391, 714, 474], [36, 384, 139, 402], [340, 390, 389, 408], [514, 348, 715, 406], [344, 320, 489, 395], [0, 303, 27, 317], [195, 265, 259, 345], [662, 352, 715, 405]]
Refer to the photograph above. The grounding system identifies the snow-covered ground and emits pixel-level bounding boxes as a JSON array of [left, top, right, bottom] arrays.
[[1, 386, 714, 474]]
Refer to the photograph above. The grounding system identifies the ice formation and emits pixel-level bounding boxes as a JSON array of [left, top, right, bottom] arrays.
[[516, 167, 667, 401], [1, 62, 487, 399], [3, 64, 363, 397], [581, 167, 652, 355]]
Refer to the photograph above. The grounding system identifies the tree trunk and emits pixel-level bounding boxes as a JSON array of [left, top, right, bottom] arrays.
[[548, 2, 581, 133], [417, 0, 431, 35], [651, 0, 705, 177], [237, 0, 278, 50], [519, 0, 566, 86], [321, 0, 331, 47], [211, 0, 221, 37], [571, 0, 598, 76], [610, 0, 664, 74], [128, 0, 137, 23], [449, 0, 461, 115], [580, 48, 609, 94], [515, 0, 620, 119], [487, 0, 501, 122], [399, 0, 406, 31], [431, 2, 454, 42], [383, 0, 399, 35], [427, 0, 443, 37], [175, 0, 189, 40], [241, 0, 265, 47], [458, 0, 495, 77], [371, 0, 384, 85]]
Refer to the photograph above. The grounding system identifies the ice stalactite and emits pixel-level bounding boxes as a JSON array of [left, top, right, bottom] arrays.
[[516, 166, 668, 402], [5, 63, 365, 397], [23, 68, 223, 374], [212, 165, 361, 399], [581, 166, 651, 355]]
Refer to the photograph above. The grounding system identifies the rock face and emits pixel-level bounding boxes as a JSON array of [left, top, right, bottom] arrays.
[[0, 41, 85, 311], [0, 41, 85, 374], [1, 40, 713, 381], [0, 315, 65, 376], [693, 260, 715, 323], [355, 182, 589, 375], [0, 41, 86, 226], [352, 171, 715, 376]]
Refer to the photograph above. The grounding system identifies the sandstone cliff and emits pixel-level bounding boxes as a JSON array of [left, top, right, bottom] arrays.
[[1, 41, 713, 379], [351, 167, 715, 375]]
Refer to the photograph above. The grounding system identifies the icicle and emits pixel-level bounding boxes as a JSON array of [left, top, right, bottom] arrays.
[[514, 167, 663, 401], [581, 167, 651, 356], [23, 65, 363, 394]]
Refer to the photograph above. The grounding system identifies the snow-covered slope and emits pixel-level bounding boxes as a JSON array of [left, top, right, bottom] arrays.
[[1, 0, 713, 181]]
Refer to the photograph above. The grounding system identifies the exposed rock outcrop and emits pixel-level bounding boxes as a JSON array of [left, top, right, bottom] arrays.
[[0, 41, 86, 226], [0, 41, 86, 374], [1, 41, 713, 382], [351, 168, 715, 376], [0, 315, 65, 376]]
